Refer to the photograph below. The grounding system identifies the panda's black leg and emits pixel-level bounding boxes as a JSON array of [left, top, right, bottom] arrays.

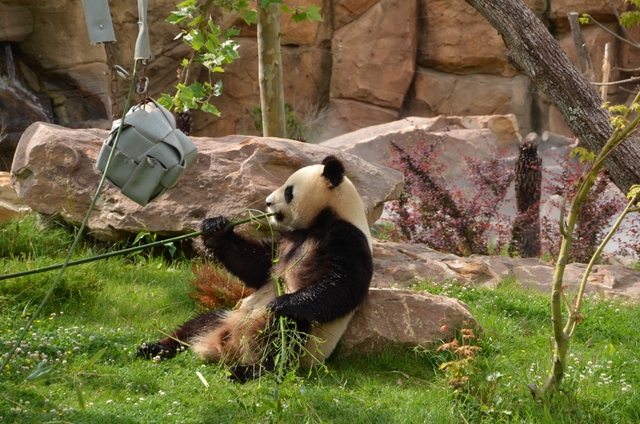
[[136, 340, 183, 360], [137, 310, 224, 360], [228, 364, 266, 383]]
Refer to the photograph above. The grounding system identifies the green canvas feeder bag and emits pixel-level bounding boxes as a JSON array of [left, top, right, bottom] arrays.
[[96, 100, 198, 206]]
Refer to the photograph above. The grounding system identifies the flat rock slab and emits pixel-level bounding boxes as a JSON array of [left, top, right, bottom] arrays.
[[372, 240, 640, 299]]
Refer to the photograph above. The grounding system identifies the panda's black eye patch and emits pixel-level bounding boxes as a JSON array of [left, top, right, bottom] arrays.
[[284, 185, 294, 204]]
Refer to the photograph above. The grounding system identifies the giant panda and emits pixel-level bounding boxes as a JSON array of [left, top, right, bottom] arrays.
[[137, 155, 373, 382]]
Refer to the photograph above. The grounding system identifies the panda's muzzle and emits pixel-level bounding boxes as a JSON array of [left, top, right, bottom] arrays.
[[271, 211, 285, 222], [265, 201, 285, 222]]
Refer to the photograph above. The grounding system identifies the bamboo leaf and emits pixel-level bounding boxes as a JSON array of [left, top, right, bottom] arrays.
[[76, 383, 86, 415], [26, 361, 54, 381], [83, 347, 107, 370]]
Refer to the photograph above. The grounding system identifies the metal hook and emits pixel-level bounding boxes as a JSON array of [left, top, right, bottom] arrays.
[[114, 65, 131, 80], [135, 76, 149, 95]]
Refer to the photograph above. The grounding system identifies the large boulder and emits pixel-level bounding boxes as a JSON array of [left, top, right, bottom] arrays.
[[322, 115, 521, 160], [322, 99, 400, 139], [340, 288, 479, 355], [417, 0, 513, 76], [549, 0, 626, 29], [407, 70, 533, 133], [341, 239, 640, 355], [321, 115, 522, 187], [10, 122, 404, 241]]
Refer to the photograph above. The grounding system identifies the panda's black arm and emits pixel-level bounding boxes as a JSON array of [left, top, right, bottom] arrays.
[[201, 217, 275, 289], [267, 228, 373, 323]]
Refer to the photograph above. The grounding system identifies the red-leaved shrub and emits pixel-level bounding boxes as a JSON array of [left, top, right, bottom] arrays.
[[540, 152, 638, 262], [387, 136, 514, 256], [386, 135, 639, 261]]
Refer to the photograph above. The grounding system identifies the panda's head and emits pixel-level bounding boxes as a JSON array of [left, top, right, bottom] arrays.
[[266, 155, 371, 247]]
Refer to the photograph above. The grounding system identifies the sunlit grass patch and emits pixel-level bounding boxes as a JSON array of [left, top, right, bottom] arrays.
[[1, 216, 640, 423]]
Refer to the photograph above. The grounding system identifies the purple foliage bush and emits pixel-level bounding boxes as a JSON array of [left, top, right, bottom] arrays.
[[386, 135, 639, 261], [540, 153, 639, 262], [387, 136, 514, 256]]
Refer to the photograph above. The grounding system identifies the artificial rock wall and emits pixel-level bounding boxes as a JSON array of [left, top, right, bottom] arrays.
[[0, 0, 637, 163]]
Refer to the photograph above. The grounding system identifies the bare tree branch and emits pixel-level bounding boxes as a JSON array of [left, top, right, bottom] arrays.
[[591, 75, 640, 86], [583, 13, 640, 49], [608, 0, 639, 45]]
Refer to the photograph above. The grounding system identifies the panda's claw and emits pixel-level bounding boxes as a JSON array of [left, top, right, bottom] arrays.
[[267, 294, 291, 315], [200, 216, 233, 247], [267, 294, 309, 321]]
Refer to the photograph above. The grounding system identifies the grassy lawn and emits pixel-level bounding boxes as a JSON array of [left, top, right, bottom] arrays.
[[1, 215, 639, 423]]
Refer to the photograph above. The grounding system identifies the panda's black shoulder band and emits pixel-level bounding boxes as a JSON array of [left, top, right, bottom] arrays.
[[321, 155, 345, 188]]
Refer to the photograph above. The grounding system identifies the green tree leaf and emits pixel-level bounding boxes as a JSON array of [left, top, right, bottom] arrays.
[[261, 0, 283, 8], [579, 14, 593, 24], [189, 81, 207, 99], [201, 103, 220, 116], [620, 11, 640, 28], [569, 147, 596, 163], [306, 5, 323, 22], [627, 184, 640, 202], [187, 30, 205, 51], [158, 93, 175, 109]]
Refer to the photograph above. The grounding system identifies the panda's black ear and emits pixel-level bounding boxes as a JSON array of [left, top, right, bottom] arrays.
[[321, 155, 345, 188]]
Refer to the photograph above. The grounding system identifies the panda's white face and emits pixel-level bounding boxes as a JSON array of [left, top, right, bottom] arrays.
[[265, 157, 372, 249], [266, 164, 327, 230]]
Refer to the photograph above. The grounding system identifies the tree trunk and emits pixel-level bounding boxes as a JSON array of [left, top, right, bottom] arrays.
[[464, 0, 640, 194], [257, 3, 286, 138], [511, 134, 542, 258]]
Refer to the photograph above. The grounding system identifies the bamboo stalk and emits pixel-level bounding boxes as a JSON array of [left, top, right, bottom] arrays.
[[567, 192, 639, 338], [538, 90, 640, 395], [0, 213, 275, 282]]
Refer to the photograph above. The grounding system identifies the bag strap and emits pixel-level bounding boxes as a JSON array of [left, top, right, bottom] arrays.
[[135, 0, 151, 61]]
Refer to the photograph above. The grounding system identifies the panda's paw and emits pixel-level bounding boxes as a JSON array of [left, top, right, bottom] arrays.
[[136, 342, 179, 360], [267, 294, 307, 320], [200, 216, 233, 247]]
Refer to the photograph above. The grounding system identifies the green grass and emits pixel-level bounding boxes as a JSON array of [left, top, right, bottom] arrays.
[[1, 215, 640, 423]]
